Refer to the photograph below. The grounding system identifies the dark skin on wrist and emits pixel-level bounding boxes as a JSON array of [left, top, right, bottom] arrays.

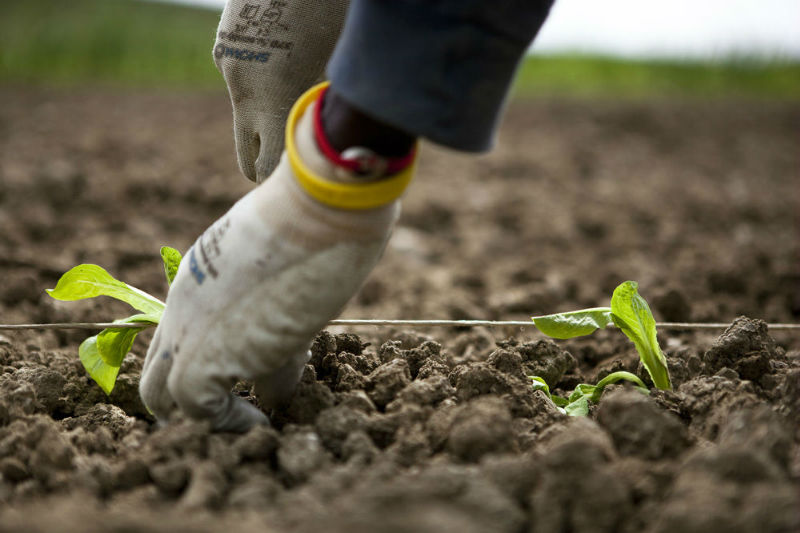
[[321, 88, 416, 158]]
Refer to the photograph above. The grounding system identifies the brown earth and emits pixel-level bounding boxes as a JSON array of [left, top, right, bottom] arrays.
[[0, 86, 798, 532]]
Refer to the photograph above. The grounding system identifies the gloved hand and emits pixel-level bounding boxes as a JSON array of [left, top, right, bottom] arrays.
[[139, 84, 415, 432], [214, 0, 349, 182]]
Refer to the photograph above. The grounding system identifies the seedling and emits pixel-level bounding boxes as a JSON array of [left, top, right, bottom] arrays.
[[529, 280, 671, 415], [530, 372, 648, 416], [46, 247, 181, 394], [532, 281, 671, 389]]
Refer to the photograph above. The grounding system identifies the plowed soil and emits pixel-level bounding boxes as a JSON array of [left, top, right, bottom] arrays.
[[0, 87, 798, 532]]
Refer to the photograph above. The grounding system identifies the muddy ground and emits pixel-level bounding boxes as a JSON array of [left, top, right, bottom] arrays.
[[0, 87, 798, 532]]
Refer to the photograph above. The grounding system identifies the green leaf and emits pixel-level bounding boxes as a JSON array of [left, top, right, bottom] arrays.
[[97, 328, 140, 367], [610, 281, 672, 390], [530, 376, 568, 410], [532, 307, 613, 339], [593, 371, 649, 400], [568, 383, 597, 403], [578, 371, 650, 403], [96, 314, 159, 366], [46, 264, 165, 315], [160, 246, 182, 286], [564, 395, 590, 417], [79, 335, 120, 395], [118, 313, 161, 325], [554, 371, 651, 418], [550, 395, 569, 407], [529, 376, 551, 395]]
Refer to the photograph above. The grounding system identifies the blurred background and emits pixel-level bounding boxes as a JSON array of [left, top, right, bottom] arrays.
[[1, 0, 799, 97]]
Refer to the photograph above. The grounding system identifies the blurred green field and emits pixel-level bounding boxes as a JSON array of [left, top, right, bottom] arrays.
[[2, 0, 800, 99], [514, 55, 800, 100], [1, 0, 223, 87]]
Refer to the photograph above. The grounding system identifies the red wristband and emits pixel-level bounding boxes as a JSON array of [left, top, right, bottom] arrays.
[[313, 86, 416, 178]]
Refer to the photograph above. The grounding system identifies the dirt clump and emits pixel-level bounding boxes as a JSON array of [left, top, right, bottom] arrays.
[[597, 387, 690, 460], [703, 317, 787, 390]]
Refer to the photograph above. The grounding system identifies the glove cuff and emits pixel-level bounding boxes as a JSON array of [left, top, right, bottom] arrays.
[[285, 82, 417, 210]]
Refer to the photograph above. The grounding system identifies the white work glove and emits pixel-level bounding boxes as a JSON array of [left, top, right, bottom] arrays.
[[139, 84, 415, 432], [214, 0, 349, 182]]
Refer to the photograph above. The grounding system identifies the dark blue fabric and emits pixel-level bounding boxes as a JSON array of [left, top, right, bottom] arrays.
[[326, 0, 554, 152]]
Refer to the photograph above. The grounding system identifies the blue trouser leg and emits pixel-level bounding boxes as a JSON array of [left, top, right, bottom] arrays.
[[326, 0, 554, 152]]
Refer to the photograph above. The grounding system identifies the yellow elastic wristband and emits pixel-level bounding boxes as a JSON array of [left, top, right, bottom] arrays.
[[285, 82, 416, 210]]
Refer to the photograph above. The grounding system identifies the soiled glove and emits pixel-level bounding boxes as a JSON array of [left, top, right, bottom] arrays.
[[214, 0, 349, 182], [139, 84, 414, 432]]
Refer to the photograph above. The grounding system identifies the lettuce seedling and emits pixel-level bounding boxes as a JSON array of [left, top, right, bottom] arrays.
[[530, 371, 648, 416], [532, 281, 671, 390], [46, 246, 181, 394]]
